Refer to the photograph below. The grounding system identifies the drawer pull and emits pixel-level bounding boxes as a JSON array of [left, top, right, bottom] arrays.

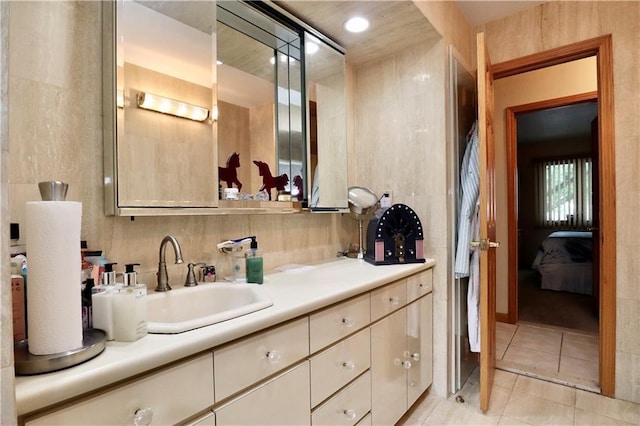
[[389, 296, 400, 305], [411, 352, 420, 361], [343, 409, 357, 420], [266, 350, 282, 364], [401, 360, 412, 369], [133, 408, 153, 426], [341, 317, 355, 328], [342, 361, 355, 370]]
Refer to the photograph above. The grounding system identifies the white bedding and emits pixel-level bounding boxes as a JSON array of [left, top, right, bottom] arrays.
[[532, 231, 593, 295]]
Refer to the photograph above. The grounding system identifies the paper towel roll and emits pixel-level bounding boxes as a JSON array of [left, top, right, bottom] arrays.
[[26, 201, 83, 355]]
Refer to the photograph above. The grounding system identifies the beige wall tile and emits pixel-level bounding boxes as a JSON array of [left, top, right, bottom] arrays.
[[614, 351, 640, 405]]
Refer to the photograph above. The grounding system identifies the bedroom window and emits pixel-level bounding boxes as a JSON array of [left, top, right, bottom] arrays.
[[534, 157, 592, 228]]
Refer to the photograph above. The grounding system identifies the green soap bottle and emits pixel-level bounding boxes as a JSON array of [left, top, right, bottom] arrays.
[[245, 237, 263, 284]]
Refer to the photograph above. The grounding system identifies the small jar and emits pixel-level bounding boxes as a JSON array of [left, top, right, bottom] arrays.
[[201, 265, 216, 283]]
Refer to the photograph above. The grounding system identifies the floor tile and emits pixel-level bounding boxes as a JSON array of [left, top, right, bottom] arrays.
[[558, 356, 598, 384], [496, 343, 508, 360], [400, 392, 441, 425], [497, 322, 517, 345], [502, 392, 574, 425], [512, 375, 576, 406], [502, 345, 559, 374], [560, 337, 598, 361], [562, 331, 599, 346], [497, 416, 532, 426], [575, 389, 640, 424], [573, 408, 636, 425], [510, 325, 562, 355], [493, 369, 518, 390], [424, 399, 501, 425]]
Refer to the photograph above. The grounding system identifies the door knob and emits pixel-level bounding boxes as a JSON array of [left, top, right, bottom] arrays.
[[470, 238, 500, 251]]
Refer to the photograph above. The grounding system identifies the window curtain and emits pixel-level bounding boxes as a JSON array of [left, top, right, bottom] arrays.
[[534, 157, 592, 228]]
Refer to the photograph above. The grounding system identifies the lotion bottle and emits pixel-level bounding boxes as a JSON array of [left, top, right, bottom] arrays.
[[245, 237, 263, 284], [112, 263, 147, 342]]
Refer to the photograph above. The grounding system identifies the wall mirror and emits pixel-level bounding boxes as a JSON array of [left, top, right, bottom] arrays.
[[103, 0, 348, 216]]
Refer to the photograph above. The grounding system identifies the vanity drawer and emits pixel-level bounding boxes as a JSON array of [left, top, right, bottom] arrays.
[[309, 293, 370, 353], [310, 328, 370, 407], [214, 317, 309, 401], [25, 353, 214, 426], [370, 279, 407, 322], [215, 362, 310, 426], [407, 269, 433, 303], [312, 370, 371, 426]]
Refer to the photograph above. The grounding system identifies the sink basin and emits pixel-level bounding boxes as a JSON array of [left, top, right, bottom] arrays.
[[146, 284, 273, 334]]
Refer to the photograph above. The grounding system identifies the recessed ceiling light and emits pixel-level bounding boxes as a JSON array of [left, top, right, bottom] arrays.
[[344, 16, 369, 33]]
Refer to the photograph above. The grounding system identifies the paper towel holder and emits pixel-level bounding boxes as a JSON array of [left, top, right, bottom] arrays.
[[38, 181, 69, 201], [14, 329, 107, 375]]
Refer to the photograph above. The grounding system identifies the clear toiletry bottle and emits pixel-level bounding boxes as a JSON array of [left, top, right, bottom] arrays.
[[112, 263, 147, 342], [245, 237, 263, 284]]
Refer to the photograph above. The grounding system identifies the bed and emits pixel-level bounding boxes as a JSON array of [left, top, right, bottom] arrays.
[[531, 231, 593, 295]]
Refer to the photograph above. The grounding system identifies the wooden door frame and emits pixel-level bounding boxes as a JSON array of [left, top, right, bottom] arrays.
[[505, 90, 598, 324], [495, 35, 615, 397]]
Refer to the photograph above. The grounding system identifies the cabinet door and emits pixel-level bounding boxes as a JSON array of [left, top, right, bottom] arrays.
[[215, 362, 310, 426], [370, 308, 406, 426], [406, 293, 433, 407]]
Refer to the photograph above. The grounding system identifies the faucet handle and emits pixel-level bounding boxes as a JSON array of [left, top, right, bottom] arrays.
[[184, 262, 206, 287]]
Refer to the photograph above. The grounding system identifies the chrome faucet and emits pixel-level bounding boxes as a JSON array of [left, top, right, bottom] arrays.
[[156, 235, 184, 292]]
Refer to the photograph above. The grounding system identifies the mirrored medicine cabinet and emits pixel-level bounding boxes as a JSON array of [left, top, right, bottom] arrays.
[[103, 0, 348, 216]]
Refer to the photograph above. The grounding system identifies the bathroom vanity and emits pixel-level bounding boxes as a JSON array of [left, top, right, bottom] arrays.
[[16, 258, 434, 425]]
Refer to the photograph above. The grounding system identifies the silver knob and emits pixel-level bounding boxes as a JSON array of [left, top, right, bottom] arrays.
[[342, 317, 355, 328], [411, 352, 420, 361], [133, 408, 153, 426], [343, 409, 357, 420], [266, 350, 281, 364], [402, 360, 412, 369], [342, 361, 355, 370]]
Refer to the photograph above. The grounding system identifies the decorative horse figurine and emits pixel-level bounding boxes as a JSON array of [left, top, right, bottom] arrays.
[[219, 152, 242, 191], [253, 160, 289, 200], [293, 175, 303, 201]]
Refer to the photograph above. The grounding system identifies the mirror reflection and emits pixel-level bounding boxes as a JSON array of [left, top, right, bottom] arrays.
[[115, 0, 217, 210], [105, 0, 348, 215]]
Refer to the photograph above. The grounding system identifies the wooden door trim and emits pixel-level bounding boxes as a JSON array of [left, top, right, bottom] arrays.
[[505, 91, 598, 325], [495, 35, 615, 397]]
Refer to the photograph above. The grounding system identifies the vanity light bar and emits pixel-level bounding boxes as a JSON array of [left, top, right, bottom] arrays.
[[136, 92, 209, 122]]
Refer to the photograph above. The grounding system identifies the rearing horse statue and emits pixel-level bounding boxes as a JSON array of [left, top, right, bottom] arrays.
[[219, 152, 242, 191], [253, 160, 289, 200]]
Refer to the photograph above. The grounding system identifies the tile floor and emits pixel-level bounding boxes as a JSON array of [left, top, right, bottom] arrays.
[[399, 368, 640, 425], [495, 322, 599, 392]]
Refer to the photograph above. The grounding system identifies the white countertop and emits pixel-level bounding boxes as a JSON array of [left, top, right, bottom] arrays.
[[15, 257, 435, 415]]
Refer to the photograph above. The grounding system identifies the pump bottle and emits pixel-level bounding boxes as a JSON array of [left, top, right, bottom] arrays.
[[245, 237, 263, 284], [112, 263, 147, 342]]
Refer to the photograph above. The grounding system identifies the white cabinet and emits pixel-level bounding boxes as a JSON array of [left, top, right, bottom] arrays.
[[215, 362, 310, 426], [370, 293, 433, 425], [370, 308, 407, 426], [309, 293, 370, 353], [407, 293, 433, 407], [24, 353, 214, 426]]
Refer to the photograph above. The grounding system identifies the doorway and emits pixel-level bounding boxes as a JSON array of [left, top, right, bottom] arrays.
[[498, 93, 601, 390], [486, 35, 616, 397]]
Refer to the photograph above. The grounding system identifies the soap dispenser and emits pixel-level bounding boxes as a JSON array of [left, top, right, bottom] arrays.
[[245, 237, 263, 284], [112, 263, 147, 342], [102, 262, 118, 286]]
